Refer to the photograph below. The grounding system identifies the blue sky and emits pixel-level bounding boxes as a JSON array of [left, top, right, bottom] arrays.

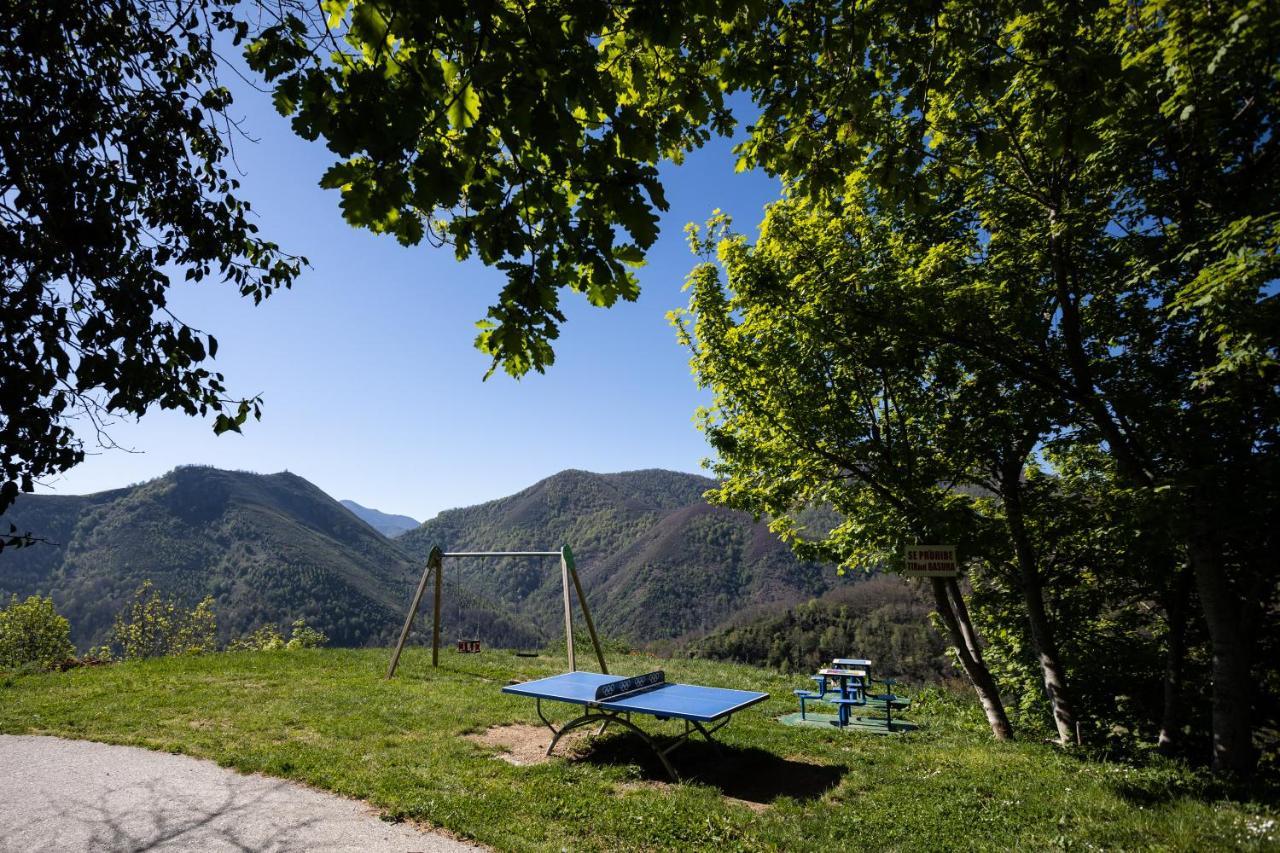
[[35, 67, 780, 520]]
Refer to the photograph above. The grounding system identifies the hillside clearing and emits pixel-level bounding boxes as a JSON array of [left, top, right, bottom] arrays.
[[0, 648, 1275, 851]]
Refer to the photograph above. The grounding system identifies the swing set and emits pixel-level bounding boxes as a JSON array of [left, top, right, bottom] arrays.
[[385, 544, 608, 679]]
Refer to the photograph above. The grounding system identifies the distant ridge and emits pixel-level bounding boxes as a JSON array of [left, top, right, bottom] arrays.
[[339, 499, 419, 538]]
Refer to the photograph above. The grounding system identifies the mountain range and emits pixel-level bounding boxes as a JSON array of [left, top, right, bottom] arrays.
[[339, 500, 419, 538], [0, 466, 856, 654], [0, 467, 538, 650]]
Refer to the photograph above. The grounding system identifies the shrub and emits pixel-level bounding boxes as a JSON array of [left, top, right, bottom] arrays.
[[84, 645, 115, 663], [0, 594, 76, 671], [229, 619, 328, 651], [286, 619, 327, 649], [228, 624, 285, 651], [109, 581, 217, 660]]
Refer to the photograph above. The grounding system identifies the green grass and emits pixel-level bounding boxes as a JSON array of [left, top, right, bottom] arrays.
[[1, 648, 1275, 851]]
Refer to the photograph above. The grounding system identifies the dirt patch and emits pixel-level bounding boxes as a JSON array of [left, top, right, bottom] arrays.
[[464, 724, 591, 766]]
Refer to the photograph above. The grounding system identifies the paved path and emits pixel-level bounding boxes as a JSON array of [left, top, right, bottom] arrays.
[[0, 735, 481, 852]]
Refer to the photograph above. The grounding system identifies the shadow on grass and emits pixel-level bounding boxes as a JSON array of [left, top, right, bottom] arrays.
[[1109, 774, 1280, 809], [1109, 780, 1183, 807], [578, 735, 846, 804]]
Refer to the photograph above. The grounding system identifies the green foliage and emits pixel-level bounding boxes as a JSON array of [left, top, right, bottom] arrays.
[[287, 619, 328, 649], [228, 624, 286, 652], [965, 447, 1201, 747], [109, 581, 218, 660], [243, 0, 1274, 398], [245, 1, 733, 377], [0, 464, 918, 663], [0, 1, 304, 514], [229, 618, 329, 651], [84, 645, 115, 664], [665, 1, 1278, 770], [0, 594, 75, 671], [0, 649, 1274, 849]]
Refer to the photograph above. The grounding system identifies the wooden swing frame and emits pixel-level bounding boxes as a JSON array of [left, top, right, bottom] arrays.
[[385, 544, 608, 678]]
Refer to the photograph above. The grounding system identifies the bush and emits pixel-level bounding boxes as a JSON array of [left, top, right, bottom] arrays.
[[228, 624, 285, 651], [83, 645, 115, 664], [0, 594, 76, 671], [286, 619, 327, 649], [109, 581, 217, 660], [230, 619, 328, 651]]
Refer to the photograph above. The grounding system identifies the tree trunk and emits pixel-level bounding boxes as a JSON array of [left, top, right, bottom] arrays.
[[1158, 563, 1192, 754], [1186, 501, 1256, 775], [944, 577, 986, 665], [1000, 460, 1078, 746], [931, 577, 1014, 741]]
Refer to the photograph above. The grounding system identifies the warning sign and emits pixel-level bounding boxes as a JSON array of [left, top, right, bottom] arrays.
[[904, 544, 959, 577]]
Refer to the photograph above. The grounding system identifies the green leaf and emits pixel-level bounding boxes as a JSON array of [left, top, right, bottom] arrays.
[[321, 0, 351, 30], [448, 80, 481, 130]]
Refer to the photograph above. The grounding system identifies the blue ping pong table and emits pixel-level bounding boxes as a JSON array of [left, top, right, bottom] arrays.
[[502, 670, 768, 779]]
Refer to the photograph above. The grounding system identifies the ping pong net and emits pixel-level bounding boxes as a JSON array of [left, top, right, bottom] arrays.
[[592, 670, 666, 701]]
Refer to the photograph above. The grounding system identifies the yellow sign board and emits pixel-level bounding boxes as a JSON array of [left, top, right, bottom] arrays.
[[904, 544, 959, 577]]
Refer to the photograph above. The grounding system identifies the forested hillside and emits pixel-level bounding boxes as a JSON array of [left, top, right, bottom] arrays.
[[688, 575, 949, 683], [398, 469, 858, 643], [1, 466, 883, 660], [0, 467, 539, 650]]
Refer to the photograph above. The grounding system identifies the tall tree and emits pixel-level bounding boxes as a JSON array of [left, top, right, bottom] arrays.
[[1104, 1, 1280, 774], [673, 206, 1023, 740], [0, 0, 304, 523], [714, 0, 1278, 773]]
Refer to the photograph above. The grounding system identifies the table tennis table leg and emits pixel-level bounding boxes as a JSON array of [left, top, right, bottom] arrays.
[[545, 710, 680, 780], [690, 719, 727, 755]]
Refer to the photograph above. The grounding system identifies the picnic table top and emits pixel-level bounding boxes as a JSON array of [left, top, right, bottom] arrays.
[[817, 668, 867, 677]]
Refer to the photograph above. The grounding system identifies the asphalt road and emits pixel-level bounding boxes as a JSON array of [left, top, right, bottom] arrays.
[[0, 735, 481, 852]]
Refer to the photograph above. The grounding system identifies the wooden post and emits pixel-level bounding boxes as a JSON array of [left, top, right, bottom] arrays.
[[563, 545, 607, 674], [560, 549, 576, 671], [387, 545, 441, 678], [432, 546, 444, 667]]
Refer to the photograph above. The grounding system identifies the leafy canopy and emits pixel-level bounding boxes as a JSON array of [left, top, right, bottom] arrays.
[[246, 0, 745, 376], [0, 0, 303, 518]]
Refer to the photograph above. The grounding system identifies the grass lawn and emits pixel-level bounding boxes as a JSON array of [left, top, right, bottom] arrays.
[[1, 648, 1275, 851]]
